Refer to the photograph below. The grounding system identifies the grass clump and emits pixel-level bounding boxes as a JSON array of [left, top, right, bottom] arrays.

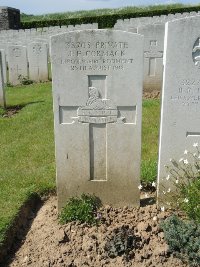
[[59, 194, 101, 225], [161, 215, 200, 267]]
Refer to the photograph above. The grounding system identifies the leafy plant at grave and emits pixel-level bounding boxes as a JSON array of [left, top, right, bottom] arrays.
[[59, 194, 102, 225], [160, 215, 200, 267], [6, 82, 13, 87], [104, 225, 139, 260], [161, 142, 200, 223], [18, 75, 34, 85]]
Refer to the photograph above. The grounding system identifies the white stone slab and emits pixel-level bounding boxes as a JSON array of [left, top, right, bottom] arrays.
[[28, 42, 48, 82], [138, 24, 164, 92], [157, 16, 200, 202], [0, 49, 7, 84], [51, 29, 144, 210], [7, 45, 28, 85], [0, 50, 5, 108]]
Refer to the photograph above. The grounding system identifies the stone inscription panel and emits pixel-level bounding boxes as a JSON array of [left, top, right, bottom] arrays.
[[170, 79, 200, 106], [51, 39, 135, 72]]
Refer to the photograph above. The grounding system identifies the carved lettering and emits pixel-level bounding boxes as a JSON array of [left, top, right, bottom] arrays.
[[171, 79, 200, 106], [52, 40, 133, 71]]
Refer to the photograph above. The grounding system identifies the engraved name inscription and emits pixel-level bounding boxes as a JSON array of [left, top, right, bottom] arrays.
[[171, 79, 200, 106], [51, 40, 134, 72]]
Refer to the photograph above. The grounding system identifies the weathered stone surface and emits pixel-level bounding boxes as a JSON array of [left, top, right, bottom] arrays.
[[0, 50, 5, 107], [0, 7, 20, 30], [7, 45, 28, 85], [157, 16, 200, 202], [0, 49, 7, 84], [28, 42, 48, 82], [138, 24, 164, 92], [51, 30, 143, 210]]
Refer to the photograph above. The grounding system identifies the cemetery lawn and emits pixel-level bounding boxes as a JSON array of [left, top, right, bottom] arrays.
[[0, 83, 160, 247], [0, 82, 55, 247]]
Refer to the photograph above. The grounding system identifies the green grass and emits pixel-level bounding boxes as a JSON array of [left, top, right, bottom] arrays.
[[21, 4, 186, 21], [141, 99, 160, 184], [0, 83, 160, 248], [0, 82, 55, 247]]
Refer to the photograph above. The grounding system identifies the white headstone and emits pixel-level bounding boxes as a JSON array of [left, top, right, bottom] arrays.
[[0, 49, 7, 84], [157, 16, 200, 202], [138, 24, 164, 92], [0, 50, 5, 108], [7, 45, 28, 85], [51, 30, 144, 209], [28, 42, 48, 82]]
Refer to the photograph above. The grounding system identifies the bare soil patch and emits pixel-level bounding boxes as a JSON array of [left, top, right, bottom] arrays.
[[143, 91, 160, 100], [2, 105, 24, 118], [5, 195, 188, 267]]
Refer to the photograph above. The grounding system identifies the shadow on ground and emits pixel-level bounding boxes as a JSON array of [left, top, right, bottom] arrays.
[[1, 101, 45, 118], [0, 195, 43, 267]]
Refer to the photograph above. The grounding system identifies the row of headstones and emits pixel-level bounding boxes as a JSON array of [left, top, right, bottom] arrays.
[[0, 23, 99, 86], [114, 10, 200, 30], [0, 23, 98, 48], [0, 23, 98, 61], [0, 23, 165, 93], [114, 11, 200, 93], [0, 42, 49, 86], [50, 15, 200, 209]]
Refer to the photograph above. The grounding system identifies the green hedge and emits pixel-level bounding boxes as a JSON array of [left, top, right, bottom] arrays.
[[21, 5, 200, 29]]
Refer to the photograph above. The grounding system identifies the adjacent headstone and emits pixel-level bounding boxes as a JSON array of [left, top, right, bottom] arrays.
[[7, 45, 28, 85], [28, 42, 48, 82], [0, 50, 5, 107], [51, 30, 144, 210], [0, 49, 7, 84], [138, 24, 164, 92], [157, 16, 200, 202]]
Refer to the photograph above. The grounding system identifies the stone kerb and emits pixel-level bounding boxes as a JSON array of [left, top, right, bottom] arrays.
[[157, 15, 200, 204], [51, 29, 143, 210]]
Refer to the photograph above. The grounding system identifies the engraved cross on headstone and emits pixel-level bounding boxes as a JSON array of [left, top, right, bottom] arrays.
[[59, 75, 136, 181], [144, 40, 163, 76]]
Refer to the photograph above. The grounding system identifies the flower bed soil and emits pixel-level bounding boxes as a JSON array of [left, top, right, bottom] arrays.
[[5, 195, 188, 267]]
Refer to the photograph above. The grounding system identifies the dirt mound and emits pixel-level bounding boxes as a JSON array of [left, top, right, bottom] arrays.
[[143, 91, 160, 100], [6, 196, 188, 267]]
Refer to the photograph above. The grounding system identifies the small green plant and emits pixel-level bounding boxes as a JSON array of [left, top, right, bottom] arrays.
[[161, 142, 200, 223], [59, 194, 101, 225], [161, 215, 200, 267], [6, 82, 13, 87], [104, 226, 139, 260], [18, 75, 34, 85]]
